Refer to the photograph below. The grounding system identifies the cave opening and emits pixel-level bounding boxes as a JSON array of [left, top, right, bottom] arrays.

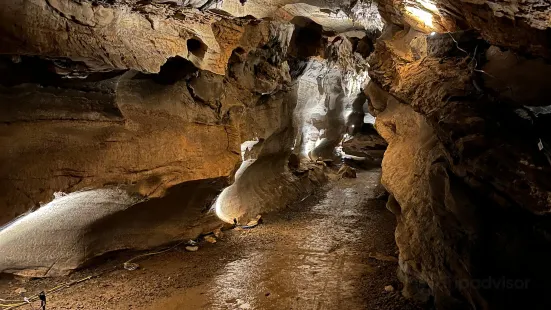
[[289, 16, 326, 58], [136, 56, 199, 85], [186, 38, 207, 60]]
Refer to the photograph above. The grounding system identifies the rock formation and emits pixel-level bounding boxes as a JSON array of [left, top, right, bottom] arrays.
[[0, 0, 373, 276], [1, 0, 551, 309], [342, 123, 387, 163], [366, 1, 551, 309]]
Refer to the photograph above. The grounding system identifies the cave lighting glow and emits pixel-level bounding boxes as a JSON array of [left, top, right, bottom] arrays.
[[364, 113, 375, 124], [314, 137, 323, 148], [0, 191, 68, 233], [214, 141, 259, 224], [405, 0, 439, 29], [301, 126, 321, 158], [214, 187, 233, 224], [214, 161, 256, 224], [418, 0, 438, 12], [405, 6, 434, 27], [343, 109, 353, 122]]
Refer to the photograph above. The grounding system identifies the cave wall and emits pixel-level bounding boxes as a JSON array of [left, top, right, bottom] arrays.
[[215, 25, 372, 224], [367, 1, 551, 309], [5, 3, 551, 308], [0, 18, 290, 227], [0, 0, 373, 276], [0, 15, 303, 276]]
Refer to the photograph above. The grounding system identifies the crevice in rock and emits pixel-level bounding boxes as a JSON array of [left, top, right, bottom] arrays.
[[288, 16, 326, 58], [136, 56, 199, 85], [187, 38, 208, 60]]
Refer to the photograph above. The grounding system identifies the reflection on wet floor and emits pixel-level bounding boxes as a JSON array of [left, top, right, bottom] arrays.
[[0, 169, 419, 310], [150, 169, 399, 310]]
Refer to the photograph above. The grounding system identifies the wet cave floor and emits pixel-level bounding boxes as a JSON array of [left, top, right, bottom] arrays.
[[0, 169, 424, 310]]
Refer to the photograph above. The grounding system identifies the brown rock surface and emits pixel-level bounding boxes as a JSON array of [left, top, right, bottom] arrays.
[[0, 1, 284, 75], [2, 1, 551, 309], [0, 15, 302, 275], [367, 6, 551, 309], [376, 0, 551, 58], [0, 1, 370, 276], [342, 124, 387, 161]]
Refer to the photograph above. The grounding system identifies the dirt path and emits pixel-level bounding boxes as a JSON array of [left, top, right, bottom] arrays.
[[0, 169, 422, 310]]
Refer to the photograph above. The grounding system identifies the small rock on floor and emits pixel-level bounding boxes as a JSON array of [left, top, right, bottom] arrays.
[[204, 235, 217, 243], [213, 228, 224, 238], [246, 215, 263, 227], [338, 165, 357, 178], [384, 285, 395, 292], [14, 287, 27, 295], [185, 246, 199, 252], [123, 262, 139, 271]]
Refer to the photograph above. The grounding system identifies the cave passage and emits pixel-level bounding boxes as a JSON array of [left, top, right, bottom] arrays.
[[2, 0, 551, 308], [0, 169, 418, 310]]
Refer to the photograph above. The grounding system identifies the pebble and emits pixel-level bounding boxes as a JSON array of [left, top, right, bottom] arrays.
[[14, 287, 27, 295], [204, 235, 217, 243], [123, 262, 139, 271], [185, 245, 199, 252], [213, 228, 224, 238], [384, 285, 395, 292], [246, 214, 263, 227]]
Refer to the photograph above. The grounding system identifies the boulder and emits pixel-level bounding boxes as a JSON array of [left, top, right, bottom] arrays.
[[342, 124, 387, 162], [338, 164, 357, 178]]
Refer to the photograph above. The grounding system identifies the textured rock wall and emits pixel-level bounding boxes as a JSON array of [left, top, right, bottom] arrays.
[[215, 27, 373, 223], [0, 14, 306, 276], [368, 1, 551, 308], [376, 0, 551, 58], [0, 0, 373, 276], [0, 0, 285, 75]]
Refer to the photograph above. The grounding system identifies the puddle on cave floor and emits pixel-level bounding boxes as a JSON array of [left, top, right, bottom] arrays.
[[0, 169, 423, 310]]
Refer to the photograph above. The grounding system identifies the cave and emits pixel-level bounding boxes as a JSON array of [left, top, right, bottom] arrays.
[[288, 16, 326, 58], [1, 0, 551, 309]]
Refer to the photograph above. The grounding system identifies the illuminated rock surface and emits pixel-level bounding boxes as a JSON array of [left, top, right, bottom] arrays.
[[0, 1, 372, 276], [0, 170, 423, 310], [367, 1, 551, 309], [1, 0, 551, 309]]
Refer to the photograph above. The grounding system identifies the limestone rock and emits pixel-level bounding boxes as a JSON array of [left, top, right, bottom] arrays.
[[0, 2, 290, 75], [213, 228, 224, 238], [123, 262, 140, 271], [376, 0, 551, 58], [0, 13, 342, 277], [342, 124, 387, 162], [185, 245, 199, 252], [204, 235, 217, 243], [14, 287, 27, 295], [368, 19, 551, 309], [338, 165, 357, 178], [482, 45, 551, 106]]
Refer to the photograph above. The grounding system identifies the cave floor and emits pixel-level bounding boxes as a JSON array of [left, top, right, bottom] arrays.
[[0, 169, 423, 310]]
